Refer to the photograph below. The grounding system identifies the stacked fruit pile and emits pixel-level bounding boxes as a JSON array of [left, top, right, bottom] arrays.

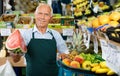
[[62, 52, 116, 75], [92, 1, 110, 11], [73, 0, 92, 18], [92, 11, 120, 31], [91, 11, 120, 43], [17, 16, 32, 24], [1, 14, 16, 22], [15, 0, 38, 13]]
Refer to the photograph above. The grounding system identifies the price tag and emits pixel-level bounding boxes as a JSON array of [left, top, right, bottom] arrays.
[[117, 53, 120, 75], [106, 61, 120, 75], [93, 35, 98, 53], [0, 29, 11, 36], [107, 43, 119, 65], [106, 43, 120, 75], [81, 25, 87, 32], [23, 24, 30, 29], [63, 28, 74, 36], [99, 39, 108, 60], [83, 33, 91, 49], [66, 36, 73, 43]]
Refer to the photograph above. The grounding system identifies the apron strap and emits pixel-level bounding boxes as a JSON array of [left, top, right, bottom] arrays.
[[32, 32, 35, 39], [48, 31, 55, 40], [32, 30, 55, 40], [32, 28, 35, 39]]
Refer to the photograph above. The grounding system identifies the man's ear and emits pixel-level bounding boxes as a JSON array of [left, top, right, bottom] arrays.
[[50, 16, 53, 21], [34, 12, 36, 16], [51, 16, 53, 19]]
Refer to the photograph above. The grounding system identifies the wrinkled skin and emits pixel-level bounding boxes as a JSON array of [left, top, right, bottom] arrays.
[[34, 4, 52, 34]]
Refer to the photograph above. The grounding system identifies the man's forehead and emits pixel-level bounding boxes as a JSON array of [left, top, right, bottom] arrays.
[[38, 5, 51, 10], [38, 6, 51, 12], [35, 4, 52, 16]]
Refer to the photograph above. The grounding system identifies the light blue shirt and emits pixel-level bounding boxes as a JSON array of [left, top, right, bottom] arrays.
[[20, 25, 69, 54]]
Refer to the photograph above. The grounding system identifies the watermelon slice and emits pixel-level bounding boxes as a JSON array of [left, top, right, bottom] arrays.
[[6, 29, 27, 53]]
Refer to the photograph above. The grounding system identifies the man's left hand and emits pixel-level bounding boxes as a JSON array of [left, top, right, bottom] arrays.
[[58, 53, 68, 60]]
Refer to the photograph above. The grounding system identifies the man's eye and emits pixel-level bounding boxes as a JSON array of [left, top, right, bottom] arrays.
[[45, 14, 49, 16], [38, 13, 42, 15]]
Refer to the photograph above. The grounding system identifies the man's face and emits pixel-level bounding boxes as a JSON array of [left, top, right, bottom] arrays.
[[34, 5, 52, 28]]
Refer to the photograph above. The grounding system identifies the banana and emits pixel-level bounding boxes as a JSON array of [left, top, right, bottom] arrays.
[[115, 29, 120, 31], [100, 61, 108, 68], [111, 33, 116, 37], [107, 70, 115, 76], [90, 63, 99, 67], [91, 65, 100, 72], [95, 68, 109, 74]]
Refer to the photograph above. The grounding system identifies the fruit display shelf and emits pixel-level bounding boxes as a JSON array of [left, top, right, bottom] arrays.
[[1, 14, 16, 22], [95, 30, 120, 46], [57, 59, 118, 76]]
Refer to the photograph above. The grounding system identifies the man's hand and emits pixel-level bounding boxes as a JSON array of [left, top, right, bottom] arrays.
[[58, 53, 68, 60], [8, 51, 22, 63]]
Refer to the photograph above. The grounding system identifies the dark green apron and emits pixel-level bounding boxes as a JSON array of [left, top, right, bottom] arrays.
[[25, 32, 58, 76]]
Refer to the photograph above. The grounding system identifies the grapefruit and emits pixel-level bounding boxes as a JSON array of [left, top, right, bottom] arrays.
[[109, 21, 119, 27], [109, 11, 120, 21], [98, 15, 110, 25], [92, 18, 100, 28]]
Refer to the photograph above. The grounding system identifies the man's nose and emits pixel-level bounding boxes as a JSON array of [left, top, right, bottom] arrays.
[[41, 14, 45, 19]]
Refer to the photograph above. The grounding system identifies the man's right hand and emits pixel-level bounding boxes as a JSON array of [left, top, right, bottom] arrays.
[[9, 51, 22, 63]]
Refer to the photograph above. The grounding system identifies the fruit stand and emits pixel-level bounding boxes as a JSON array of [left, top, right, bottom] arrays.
[[0, 0, 120, 76], [72, 0, 120, 75]]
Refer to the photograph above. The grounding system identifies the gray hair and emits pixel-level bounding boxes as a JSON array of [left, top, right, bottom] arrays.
[[35, 3, 53, 17]]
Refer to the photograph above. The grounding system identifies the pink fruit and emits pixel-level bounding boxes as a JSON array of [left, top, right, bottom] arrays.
[[70, 61, 80, 68], [74, 55, 84, 64]]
